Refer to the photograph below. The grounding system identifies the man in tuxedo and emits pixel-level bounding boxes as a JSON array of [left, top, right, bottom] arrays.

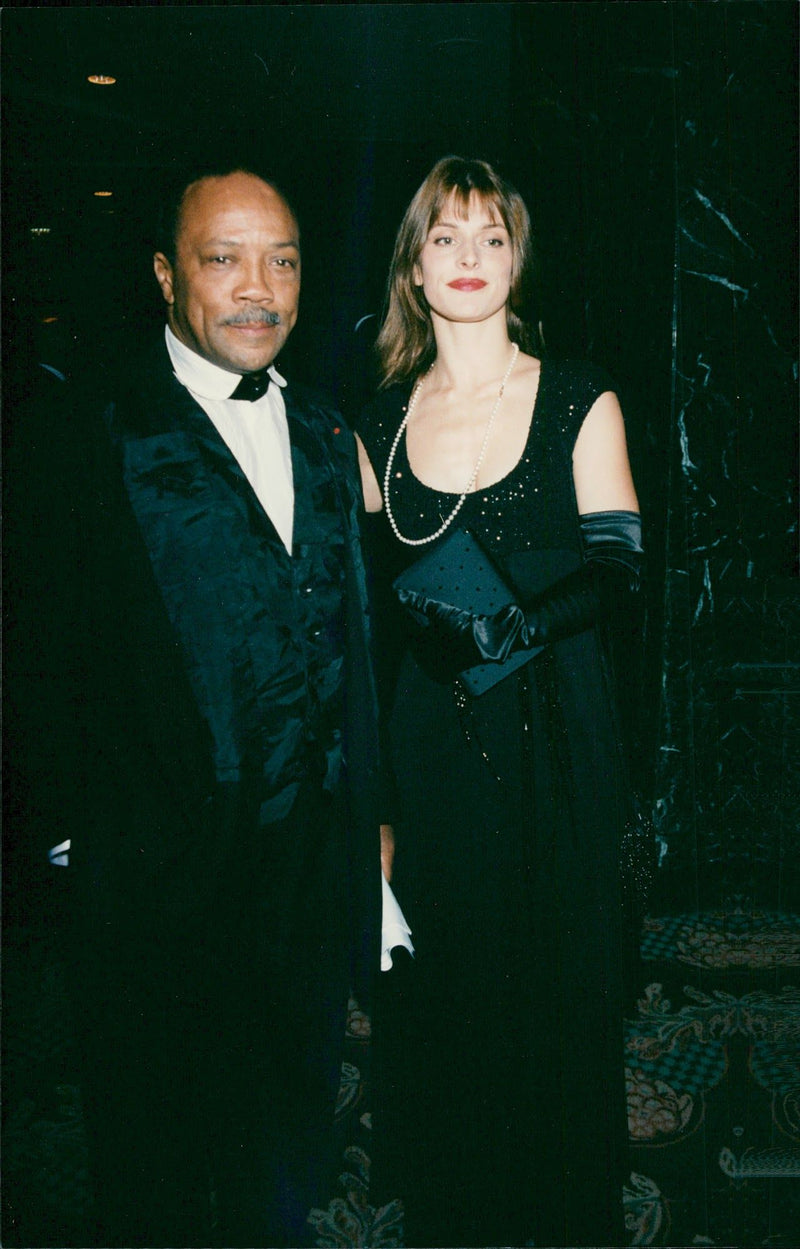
[[58, 166, 381, 1247]]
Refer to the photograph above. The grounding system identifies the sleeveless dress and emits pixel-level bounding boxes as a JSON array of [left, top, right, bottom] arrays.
[[358, 360, 632, 1248]]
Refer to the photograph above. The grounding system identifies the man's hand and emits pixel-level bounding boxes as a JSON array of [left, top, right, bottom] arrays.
[[380, 824, 395, 882]]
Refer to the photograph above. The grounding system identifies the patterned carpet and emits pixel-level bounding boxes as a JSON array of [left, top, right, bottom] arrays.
[[622, 909, 800, 1247], [3, 906, 799, 1247]]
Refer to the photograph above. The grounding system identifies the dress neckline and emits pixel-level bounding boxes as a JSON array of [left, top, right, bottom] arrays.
[[398, 360, 546, 500]]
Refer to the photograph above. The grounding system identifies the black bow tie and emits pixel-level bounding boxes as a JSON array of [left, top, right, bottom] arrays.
[[230, 370, 271, 402]]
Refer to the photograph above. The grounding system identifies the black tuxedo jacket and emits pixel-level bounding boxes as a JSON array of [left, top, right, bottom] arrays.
[[45, 341, 381, 999]]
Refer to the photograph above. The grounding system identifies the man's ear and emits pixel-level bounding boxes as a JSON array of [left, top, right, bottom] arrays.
[[153, 253, 175, 306]]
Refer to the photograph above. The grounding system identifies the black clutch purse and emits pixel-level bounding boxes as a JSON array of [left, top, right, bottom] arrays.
[[392, 527, 542, 695]]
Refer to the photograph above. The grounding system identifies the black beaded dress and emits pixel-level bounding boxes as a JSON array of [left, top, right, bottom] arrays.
[[358, 360, 634, 1249]]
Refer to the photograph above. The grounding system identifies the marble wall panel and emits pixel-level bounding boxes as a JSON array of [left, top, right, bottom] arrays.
[[652, 2, 798, 907], [515, 2, 797, 909]]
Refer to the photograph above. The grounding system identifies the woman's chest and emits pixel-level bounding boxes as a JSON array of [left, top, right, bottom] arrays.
[[397, 415, 577, 545]]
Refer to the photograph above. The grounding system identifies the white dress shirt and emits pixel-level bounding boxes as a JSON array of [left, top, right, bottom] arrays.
[[165, 326, 295, 553]]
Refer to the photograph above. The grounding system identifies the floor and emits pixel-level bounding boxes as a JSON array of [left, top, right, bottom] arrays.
[[3, 898, 799, 1247]]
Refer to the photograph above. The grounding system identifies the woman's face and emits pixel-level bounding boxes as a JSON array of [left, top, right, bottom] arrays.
[[413, 192, 513, 327]]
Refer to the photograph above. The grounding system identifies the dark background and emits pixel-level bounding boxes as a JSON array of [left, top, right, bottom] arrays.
[[2, 8, 799, 1247], [3, 1, 798, 910]]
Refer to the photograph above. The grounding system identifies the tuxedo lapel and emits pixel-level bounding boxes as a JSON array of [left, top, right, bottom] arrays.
[[283, 387, 346, 550], [107, 346, 299, 776], [108, 343, 291, 561]]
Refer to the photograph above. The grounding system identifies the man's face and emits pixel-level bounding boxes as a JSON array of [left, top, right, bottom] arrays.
[[153, 172, 301, 375]]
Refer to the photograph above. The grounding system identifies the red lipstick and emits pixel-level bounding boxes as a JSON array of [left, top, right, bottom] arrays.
[[448, 279, 487, 291]]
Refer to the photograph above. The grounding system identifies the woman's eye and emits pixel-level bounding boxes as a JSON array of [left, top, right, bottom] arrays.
[[432, 235, 453, 246]]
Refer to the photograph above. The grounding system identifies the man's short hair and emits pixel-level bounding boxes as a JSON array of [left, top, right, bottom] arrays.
[[153, 163, 299, 265]]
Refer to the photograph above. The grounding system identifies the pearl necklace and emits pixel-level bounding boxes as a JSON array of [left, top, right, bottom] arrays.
[[383, 342, 519, 547]]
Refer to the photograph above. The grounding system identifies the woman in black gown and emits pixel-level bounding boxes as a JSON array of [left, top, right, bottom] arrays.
[[357, 156, 643, 1247]]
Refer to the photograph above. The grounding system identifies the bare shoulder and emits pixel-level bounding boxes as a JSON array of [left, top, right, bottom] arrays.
[[575, 387, 625, 440], [513, 350, 542, 386], [572, 389, 640, 513], [503, 350, 541, 415]]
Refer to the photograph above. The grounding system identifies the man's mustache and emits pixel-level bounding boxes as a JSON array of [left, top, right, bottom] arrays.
[[222, 310, 281, 327]]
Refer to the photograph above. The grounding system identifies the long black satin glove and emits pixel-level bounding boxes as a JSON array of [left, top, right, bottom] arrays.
[[396, 510, 643, 669]]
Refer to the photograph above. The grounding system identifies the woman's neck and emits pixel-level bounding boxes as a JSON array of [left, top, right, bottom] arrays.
[[427, 317, 516, 395]]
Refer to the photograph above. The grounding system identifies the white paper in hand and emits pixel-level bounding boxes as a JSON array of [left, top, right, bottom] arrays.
[[381, 871, 414, 971]]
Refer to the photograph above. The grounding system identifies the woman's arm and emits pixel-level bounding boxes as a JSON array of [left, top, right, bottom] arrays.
[[380, 823, 395, 882], [356, 433, 384, 514], [572, 391, 639, 514]]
